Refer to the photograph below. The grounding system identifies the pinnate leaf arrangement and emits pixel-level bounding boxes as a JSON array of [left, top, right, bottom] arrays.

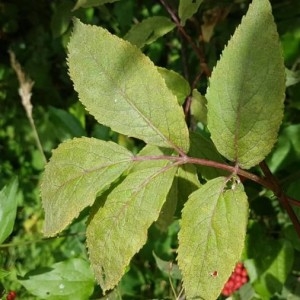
[[40, 0, 298, 298]]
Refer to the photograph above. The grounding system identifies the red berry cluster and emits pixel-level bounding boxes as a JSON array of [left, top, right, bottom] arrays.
[[6, 291, 17, 300], [221, 262, 248, 296]]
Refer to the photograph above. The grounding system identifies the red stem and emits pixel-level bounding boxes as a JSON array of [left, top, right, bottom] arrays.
[[133, 155, 300, 237], [159, 0, 211, 77]]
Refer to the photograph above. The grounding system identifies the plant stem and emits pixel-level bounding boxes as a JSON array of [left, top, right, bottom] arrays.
[[133, 154, 300, 233], [259, 161, 300, 237], [133, 155, 271, 189], [0, 232, 86, 248], [9, 50, 47, 165], [159, 0, 211, 77]]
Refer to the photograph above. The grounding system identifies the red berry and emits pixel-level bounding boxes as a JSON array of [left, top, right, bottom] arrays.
[[221, 262, 249, 296], [241, 269, 248, 277], [241, 276, 248, 284], [6, 291, 17, 300]]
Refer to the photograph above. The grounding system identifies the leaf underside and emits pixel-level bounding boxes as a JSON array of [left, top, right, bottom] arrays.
[[206, 0, 285, 169], [178, 177, 248, 300], [41, 137, 133, 236], [68, 19, 189, 153], [86, 145, 177, 292]]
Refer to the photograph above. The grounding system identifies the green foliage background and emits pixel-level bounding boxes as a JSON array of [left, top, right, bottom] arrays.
[[1, 0, 300, 299]]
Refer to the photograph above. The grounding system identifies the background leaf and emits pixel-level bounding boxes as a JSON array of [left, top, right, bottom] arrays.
[[68, 20, 189, 153], [190, 89, 207, 125], [153, 252, 182, 280], [124, 16, 176, 48], [253, 240, 294, 297], [267, 124, 300, 172], [179, 0, 204, 26], [73, 0, 119, 10], [19, 258, 94, 299], [157, 67, 191, 105], [86, 146, 177, 292], [285, 68, 300, 87], [156, 164, 200, 231], [48, 106, 86, 141], [246, 222, 294, 297], [41, 137, 133, 236], [206, 0, 285, 169], [0, 178, 18, 244], [189, 132, 229, 180], [50, 1, 73, 38], [178, 177, 248, 299]]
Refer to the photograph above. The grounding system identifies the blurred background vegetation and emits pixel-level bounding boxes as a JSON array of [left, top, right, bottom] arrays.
[[1, 0, 300, 299]]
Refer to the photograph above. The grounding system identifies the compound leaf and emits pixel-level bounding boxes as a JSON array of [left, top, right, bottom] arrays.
[[41, 137, 133, 237], [206, 0, 285, 169], [178, 177, 248, 299], [124, 16, 175, 48], [68, 19, 189, 153], [86, 146, 177, 292]]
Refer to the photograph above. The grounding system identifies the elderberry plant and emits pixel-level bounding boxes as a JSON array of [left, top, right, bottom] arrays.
[[40, 0, 298, 298]]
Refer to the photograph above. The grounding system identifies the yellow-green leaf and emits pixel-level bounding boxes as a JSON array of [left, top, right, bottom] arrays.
[[206, 0, 285, 169], [68, 19, 189, 153], [178, 177, 248, 299], [86, 146, 177, 292], [41, 137, 133, 237]]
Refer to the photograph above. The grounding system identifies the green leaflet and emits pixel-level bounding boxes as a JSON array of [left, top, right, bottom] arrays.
[[190, 89, 207, 125], [73, 0, 119, 10], [179, 0, 204, 26], [124, 16, 175, 48], [206, 0, 285, 169], [189, 132, 229, 180], [153, 252, 182, 280], [156, 164, 200, 231], [86, 146, 177, 292], [19, 258, 94, 299], [51, 1, 73, 38], [157, 67, 191, 105], [285, 68, 300, 87], [68, 19, 189, 153], [0, 178, 18, 244], [246, 223, 294, 297], [178, 177, 248, 300], [48, 106, 86, 140], [254, 240, 294, 297], [41, 137, 133, 237]]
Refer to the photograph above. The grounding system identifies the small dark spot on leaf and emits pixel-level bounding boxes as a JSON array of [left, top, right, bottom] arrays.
[[210, 270, 218, 277]]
